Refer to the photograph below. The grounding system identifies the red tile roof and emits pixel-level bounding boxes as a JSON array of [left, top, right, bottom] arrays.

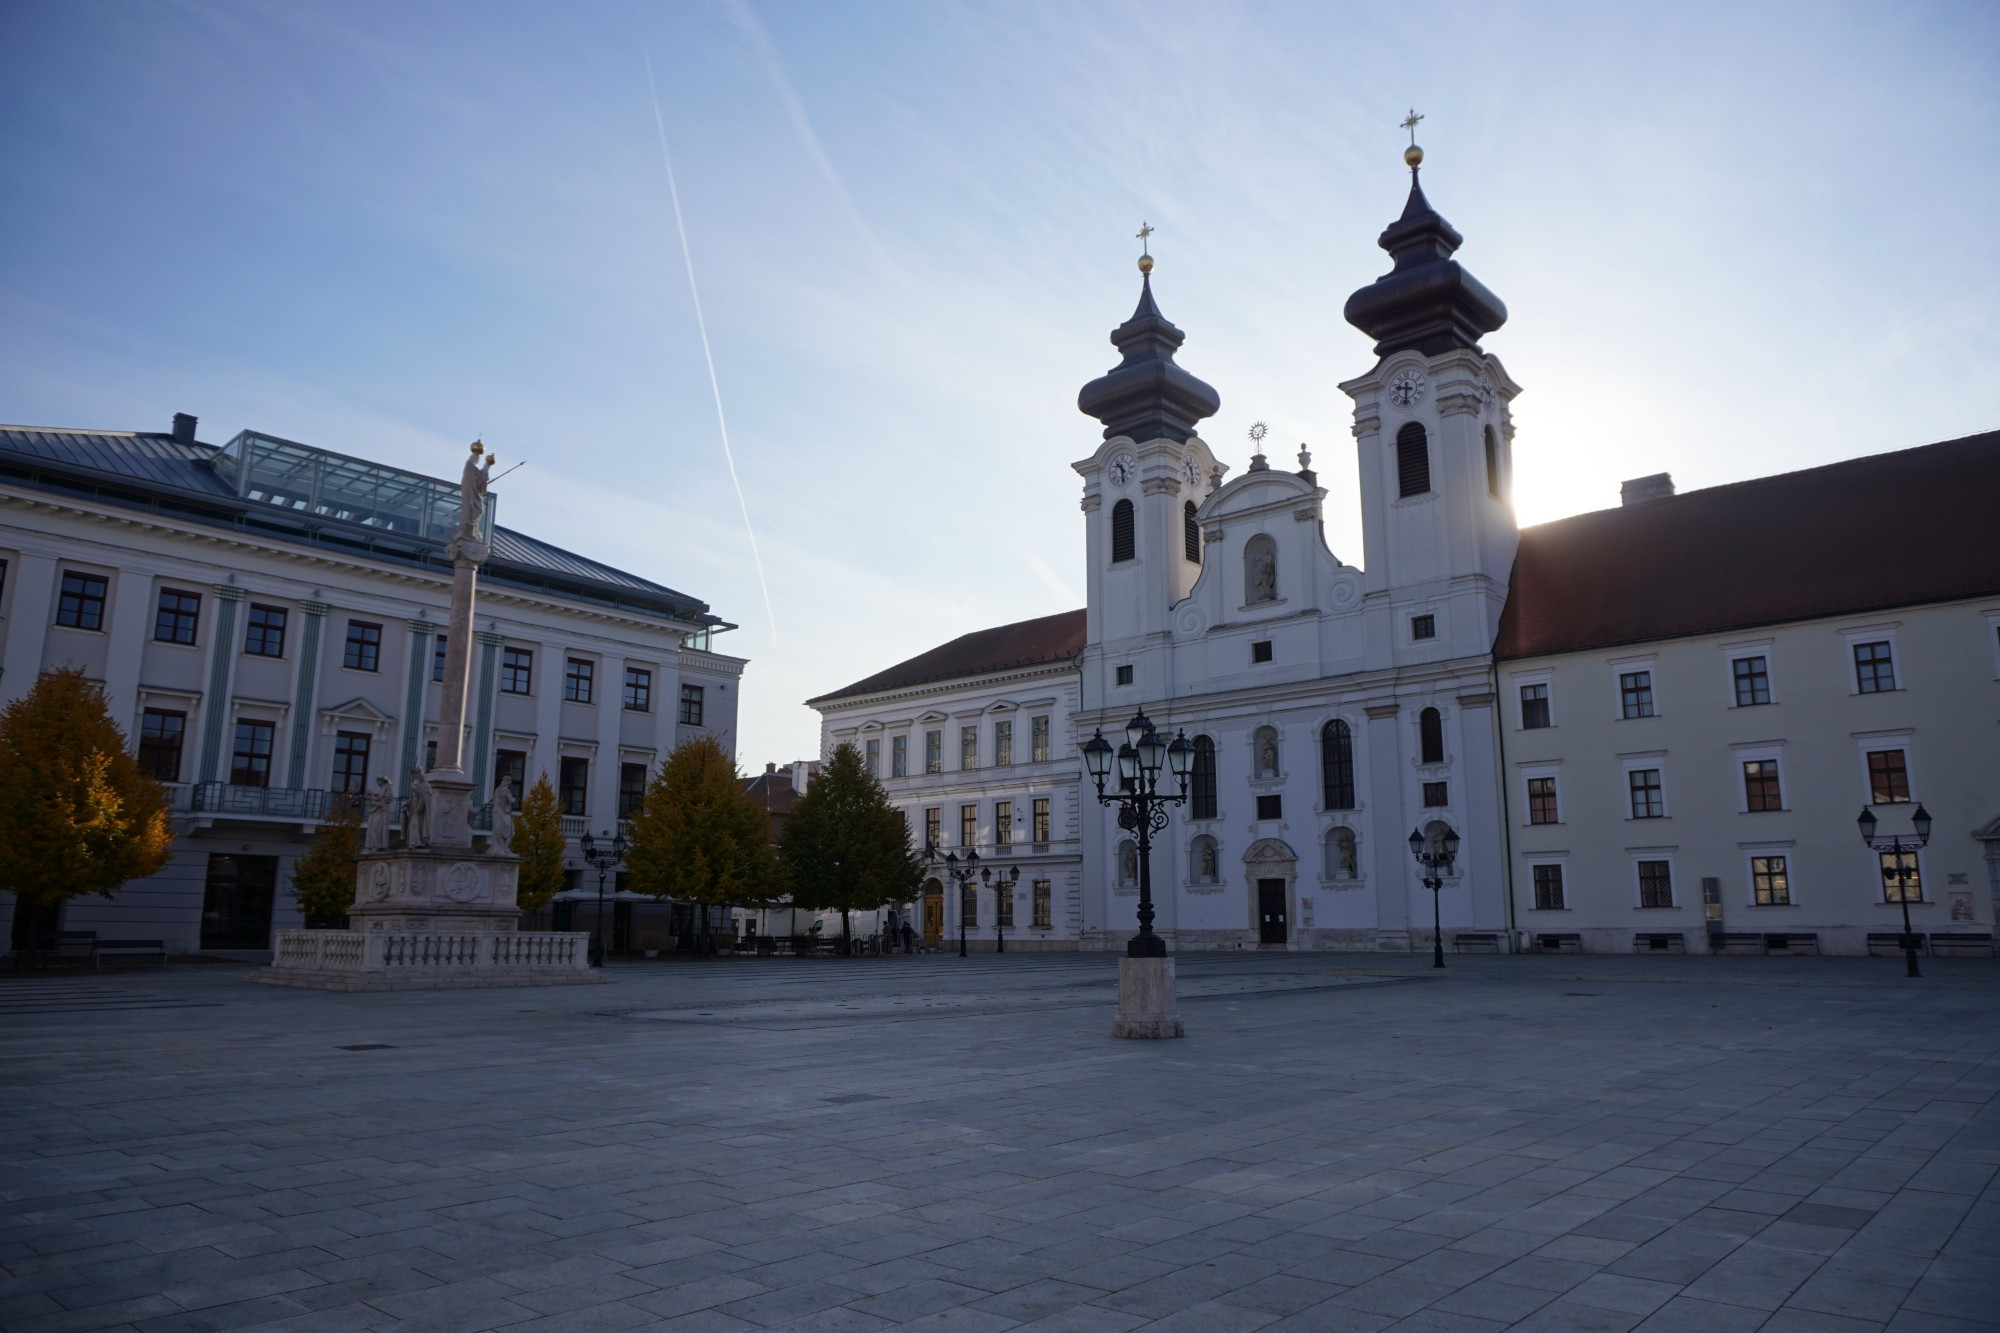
[[1496, 431, 2000, 660], [809, 609, 1087, 705]]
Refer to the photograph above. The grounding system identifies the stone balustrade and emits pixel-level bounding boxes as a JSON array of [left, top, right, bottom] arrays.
[[256, 928, 594, 990]]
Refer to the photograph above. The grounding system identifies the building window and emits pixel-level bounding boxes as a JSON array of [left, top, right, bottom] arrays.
[[433, 637, 448, 682], [425, 739, 437, 770], [1192, 734, 1219, 819], [1532, 864, 1565, 910], [864, 739, 880, 776], [995, 801, 1012, 845], [619, 763, 648, 818], [230, 720, 275, 787], [1396, 421, 1430, 498], [891, 735, 907, 778], [1033, 880, 1052, 929], [1881, 850, 1922, 903], [495, 749, 526, 802], [1418, 707, 1444, 765], [154, 590, 201, 645], [1867, 750, 1910, 804], [1184, 500, 1201, 563], [564, 658, 595, 704], [1422, 781, 1449, 808], [924, 807, 941, 849], [1854, 641, 1896, 693], [1251, 640, 1273, 663], [1732, 656, 1770, 706], [343, 621, 382, 672], [331, 732, 371, 794], [960, 804, 977, 847], [1256, 794, 1282, 821], [1111, 498, 1135, 563], [1031, 715, 1050, 763], [1637, 860, 1674, 908], [678, 684, 705, 725], [1411, 614, 1436, 642], [623, 667, 652, 711], [1752, 855, 1790, 905], [961, 883, 978, 928], [996, 880, 1014, 928], [559, 757, 590, 816], [500, 647, 533, 694], [925, 730, 942, 774], [1520, 683, 1550, 730], [1619, 670, 1655, 719], [960, 725, 978, 770], [1743, 759, 1783, 812], [56, 572, 108, 630], [1115, 664, 1134, 686], [138, 709, 186, 783], [1032, 797, 1050, 844], [1484, 425, 1501, 498], [995, 719, 1013, 767], [244, 604, 287, 657], [1320, 721, 1355, 810], [1527, 776, 1558, 825], [1628, 768, 1663, 819]]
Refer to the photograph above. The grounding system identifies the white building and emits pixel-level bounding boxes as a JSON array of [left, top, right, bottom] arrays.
[[0, 417, 745, 955]]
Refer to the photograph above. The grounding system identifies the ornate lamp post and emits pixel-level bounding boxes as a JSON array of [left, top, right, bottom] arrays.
[[1408, 823, 1460, 970], [924, 842, 979, 958], [579, 829, 629, 968], [1081, 710, 1194, 957], [1858, 804, 1932, 978], [981, 863, 1021, 953]]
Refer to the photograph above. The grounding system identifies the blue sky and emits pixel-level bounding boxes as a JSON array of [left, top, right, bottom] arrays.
[[3, 0, 1996, 767]]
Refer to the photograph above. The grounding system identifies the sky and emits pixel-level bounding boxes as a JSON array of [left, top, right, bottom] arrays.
[[3, 0, 1996, 768]]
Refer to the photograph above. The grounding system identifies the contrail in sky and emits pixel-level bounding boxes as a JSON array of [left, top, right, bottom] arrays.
[[644, 50, 777, 645]]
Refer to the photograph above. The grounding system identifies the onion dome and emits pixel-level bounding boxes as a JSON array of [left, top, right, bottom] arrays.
[[1343, 153, 1507, 359], [1078, 259, 1221, 444]]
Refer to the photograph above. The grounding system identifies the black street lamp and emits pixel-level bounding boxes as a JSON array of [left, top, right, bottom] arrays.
[[924, 842, 979, 958], [579, 828, 629, 968], [1408, 823, 1461, 970], [981, 863, 1021, 953], [1082, 710, 1195, 957], [1858, 804, 1932, 978]]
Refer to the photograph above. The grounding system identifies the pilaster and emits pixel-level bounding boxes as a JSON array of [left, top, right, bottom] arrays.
[[100, 570, 154, 730], [1364, 703, 1410, 934], [399, 619, 437, 796], [286, 600, 330, 789], [196, 586, 245, 783], [471, 631, 502, 794], [0, 552, 58, 708]]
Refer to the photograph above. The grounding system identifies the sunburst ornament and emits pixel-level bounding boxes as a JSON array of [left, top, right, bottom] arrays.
[[1248, 421, 1268, 444]]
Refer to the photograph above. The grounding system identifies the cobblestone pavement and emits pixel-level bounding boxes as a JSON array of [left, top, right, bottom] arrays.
[[3, 951, 1997, 1333]]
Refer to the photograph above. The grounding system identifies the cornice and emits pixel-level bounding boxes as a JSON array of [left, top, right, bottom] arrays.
[[811, 659, 1079, 717]]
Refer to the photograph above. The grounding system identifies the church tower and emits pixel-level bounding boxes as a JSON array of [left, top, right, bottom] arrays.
[[1340, 132, 1520, 661]]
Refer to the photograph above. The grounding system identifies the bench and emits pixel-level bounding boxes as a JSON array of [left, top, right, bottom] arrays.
[[1867, 931, 1925, 957], [1534, 932, 1582, 954], [1633, 932, 1687, 954], [1710, 932, 1766, 955], [93, 939, 165, 970], [1930, 932, 1996, 957], [1763, 932, 1820, 955], [1452, 931, 1503, 953]]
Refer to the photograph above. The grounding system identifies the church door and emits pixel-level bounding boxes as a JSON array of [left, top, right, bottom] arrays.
[[922, 881, 944, 948], [1257, 879, 1288, 945]]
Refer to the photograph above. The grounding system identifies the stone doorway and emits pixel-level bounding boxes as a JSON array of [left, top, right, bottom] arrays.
[[1242, 838, 1299, 948], [200, 853, 278, 951], [1258, 879, 1289, 944]]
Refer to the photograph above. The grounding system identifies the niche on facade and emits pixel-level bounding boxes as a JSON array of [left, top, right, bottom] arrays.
[[1323, 826, 1360, 885], [1115, 837, 1138, 894], [1189, 834, 1222, 890], [1251, 725, 1282, 780], [1244, 534, 1278, 605]]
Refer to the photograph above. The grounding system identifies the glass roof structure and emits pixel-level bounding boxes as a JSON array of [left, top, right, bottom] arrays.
[[209, 430, 494, 543]]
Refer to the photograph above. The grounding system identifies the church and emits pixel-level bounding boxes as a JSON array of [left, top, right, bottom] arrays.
[[810, 143, 2000, 958]]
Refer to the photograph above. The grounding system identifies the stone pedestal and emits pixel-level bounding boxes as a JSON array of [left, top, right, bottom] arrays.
[[1113, 956, 1184, 1039]]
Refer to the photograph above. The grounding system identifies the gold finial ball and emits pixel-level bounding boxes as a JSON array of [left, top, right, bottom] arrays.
[[1404, 143, 1423, 168], [1137, 253, 1154, 274], [470, 439, 485, 454]]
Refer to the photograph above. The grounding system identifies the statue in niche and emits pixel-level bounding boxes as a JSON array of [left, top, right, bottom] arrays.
[[1120, 841, 1137, 885], [1246, 537, 1277, 604], [489, 777, 517, 847], [1198, 839, 1218, 883], [1332, 828, 1356, 878], [364, 776, 393, 853], [406, 767, 433, 847], [1256, 731, 1279, 778]]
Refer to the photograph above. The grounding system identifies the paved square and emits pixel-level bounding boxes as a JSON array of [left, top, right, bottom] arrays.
[[3, 952, 1996, 1332]]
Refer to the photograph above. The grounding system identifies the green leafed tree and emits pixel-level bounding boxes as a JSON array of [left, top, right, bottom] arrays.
[[290, 800, 362, 927], [626, 736, 781, 950], [511, 773, 568, 914], [781, 742, 923, 955], [0, 668, 173, 936]]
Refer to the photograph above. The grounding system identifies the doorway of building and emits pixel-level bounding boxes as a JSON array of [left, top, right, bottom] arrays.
[[201, 854, 278, 950], [922, 879, 944, 948], [1257, 878, 1288, 945]]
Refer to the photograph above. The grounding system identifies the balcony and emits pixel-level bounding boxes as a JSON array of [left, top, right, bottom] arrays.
[[190, 782, 333, 821]]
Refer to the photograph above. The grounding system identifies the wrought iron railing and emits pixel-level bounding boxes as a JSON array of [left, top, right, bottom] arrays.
[[190, 782, 331, 820]]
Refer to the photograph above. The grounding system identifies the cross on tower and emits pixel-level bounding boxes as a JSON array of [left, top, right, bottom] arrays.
[[1136, 221, 1154, 252], [1401, 109, 1424, 144]]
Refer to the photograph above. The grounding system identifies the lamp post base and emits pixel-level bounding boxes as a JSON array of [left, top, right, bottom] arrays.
[[1113, 956, 1184, 1039]]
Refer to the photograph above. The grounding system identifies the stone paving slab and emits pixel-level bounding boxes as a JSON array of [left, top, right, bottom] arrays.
[[2, 952, 1997, 1331]]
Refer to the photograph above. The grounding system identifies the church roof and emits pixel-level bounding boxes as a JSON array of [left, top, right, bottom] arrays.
[[809, 609, 1086, 705], [1076, 270, 1221, 444], [1343, 168, 1507, 359], [1496, 430, 2000, 660]]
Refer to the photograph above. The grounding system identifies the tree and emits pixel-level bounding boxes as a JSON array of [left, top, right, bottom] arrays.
[[0, 668, 172, 937], [290, 800, 362, 927], [626, 736, 780, 951], [511, 773, 568, 914], [781, 742, 922, 955]]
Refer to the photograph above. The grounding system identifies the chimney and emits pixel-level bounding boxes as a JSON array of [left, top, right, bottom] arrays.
[[1620, 473, 1675, 506], [171, 413, 197, 443], [765, 762, 776, 774]]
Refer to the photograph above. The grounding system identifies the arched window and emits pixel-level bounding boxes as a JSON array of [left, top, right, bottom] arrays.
[[1252, 725, 1280, 779], [1484, 424, 1501, 499], [1191, 734, 1217, 819], [1397, 422, 1431, 498], [1325, 826, 1357, 879], [1419, 707, 1444, 765], [1244, 534, 1277, 603], [1190, 834, 1220, 885], [1117, 838, 1138, 886], [1111, 499, 1135, 563], [1320, 719, 1355, 810], [1184, 500, 1201, 563]]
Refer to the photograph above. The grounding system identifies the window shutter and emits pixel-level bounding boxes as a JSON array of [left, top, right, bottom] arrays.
[[1111, 498, 1135, 563], [1397, 422, 1430, 498]]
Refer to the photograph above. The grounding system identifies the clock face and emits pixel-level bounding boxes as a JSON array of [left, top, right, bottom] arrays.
[[1388, 369, 1426, 408], [1475, 376, 1497, 406], [1184, 457, 1202, 487], [1108, 453, 1136, 487]]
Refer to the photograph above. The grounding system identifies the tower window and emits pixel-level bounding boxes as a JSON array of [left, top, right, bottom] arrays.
[[1396, 422, 1431, 498], [1484, 425, 1501, 498], [1115, 664, 1134, 686], [1110, 498, 1135, 563], [1411, 614, 1436, 641], [1255, 794, 1282, 821], [1183, 500, 1200, 563], [1422, 781, 1448, 808], [1251, 640, 1273, 663], [1418, 707, 1444, 765]]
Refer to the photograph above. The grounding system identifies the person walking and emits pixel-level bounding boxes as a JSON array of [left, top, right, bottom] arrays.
[[900, 920, 916, 954]]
